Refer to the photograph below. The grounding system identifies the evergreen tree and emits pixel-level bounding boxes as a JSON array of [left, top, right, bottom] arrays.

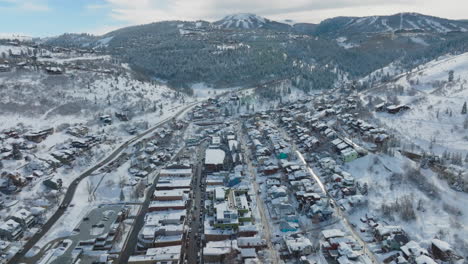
[[448, 70, 454, 82], [120, 188, 125, 201], [462, 101, 467, 115], [12, 143, 22, 160]]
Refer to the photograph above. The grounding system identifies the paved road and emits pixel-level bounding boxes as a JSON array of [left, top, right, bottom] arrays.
[[237, 122, 280, 264], [185, 143, 207, 264], [10, 102, 199, 264], [295, 150, 380, 264]]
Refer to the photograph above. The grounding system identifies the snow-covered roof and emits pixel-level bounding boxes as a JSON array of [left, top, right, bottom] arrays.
[[415, 255, 437, 264], [12, 208, 33, 220], [431, 239, 452, 252], [376, 225, 403, 236], [205, 148, 225, 165], [322, 229, 345, 239], [0, 219, 20, 232], [285, 235, 312, 252], [153, 190, 184, 198], [401, 241, 428, 257], [156, 178, 192, 188], [159, 168, 192, 176]]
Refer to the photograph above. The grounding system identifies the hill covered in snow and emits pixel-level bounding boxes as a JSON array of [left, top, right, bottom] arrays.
[[364, 51, 468, 155]]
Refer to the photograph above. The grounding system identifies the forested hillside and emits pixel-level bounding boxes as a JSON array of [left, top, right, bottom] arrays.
[[45, 13, 468, 93]]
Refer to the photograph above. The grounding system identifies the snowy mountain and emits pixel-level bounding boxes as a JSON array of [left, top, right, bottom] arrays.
[[214, 13, 291, 31], [316, 13, 468, 36], [42, 12, 468, 93]]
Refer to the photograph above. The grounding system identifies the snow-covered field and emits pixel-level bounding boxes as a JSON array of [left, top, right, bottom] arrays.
[[344, 153, 468, 254], [368, 52, 468, 154]]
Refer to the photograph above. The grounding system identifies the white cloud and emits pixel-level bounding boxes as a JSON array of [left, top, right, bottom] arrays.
[[101, 0, 468, 25]]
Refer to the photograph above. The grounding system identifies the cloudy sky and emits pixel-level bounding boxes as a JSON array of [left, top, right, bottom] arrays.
[[1, 0, 467, 36]]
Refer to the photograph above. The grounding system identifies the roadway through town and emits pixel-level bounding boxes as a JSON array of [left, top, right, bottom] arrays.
[[295, 151, 381, 264], [10, 101, 200, 264], [237, 122, 281, 264], [185, 142, 208, 264]]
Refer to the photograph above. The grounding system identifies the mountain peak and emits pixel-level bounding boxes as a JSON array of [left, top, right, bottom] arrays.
[[215, 13, 268, 29], [316, 12, 468, 36]]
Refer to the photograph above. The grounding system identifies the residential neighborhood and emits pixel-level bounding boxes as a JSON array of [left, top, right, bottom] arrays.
[[1, 11, 468, 264]]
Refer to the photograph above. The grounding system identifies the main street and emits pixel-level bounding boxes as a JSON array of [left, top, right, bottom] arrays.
[[185, 141, 208, 264], [11, 102, 200, 264], [119, 136, 208, 264]]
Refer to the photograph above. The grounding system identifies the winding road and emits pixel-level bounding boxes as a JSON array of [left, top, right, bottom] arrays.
[[9, 101, 200, 264]]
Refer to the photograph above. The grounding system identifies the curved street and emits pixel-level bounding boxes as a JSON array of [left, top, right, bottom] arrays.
[[9, 102, 199, 264]]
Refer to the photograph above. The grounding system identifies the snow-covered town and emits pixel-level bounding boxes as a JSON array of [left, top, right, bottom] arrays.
[[1, 6, 468, 264]]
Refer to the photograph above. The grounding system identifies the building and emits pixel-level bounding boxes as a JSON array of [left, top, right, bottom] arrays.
[[0, 219, 23, 241], [148, 200, 186, 212], [153, 190, 184, 201], [205, 148, 226, 172], [285, 234, 313, 255], [341, 148, 358, 163], [203, 240, 238, 263], [10, 208, 35, 228], [128, 245, 181, 264], [159, 164, 192, 178], [214, 202, 239, 229], [155, 178, 192, 190]]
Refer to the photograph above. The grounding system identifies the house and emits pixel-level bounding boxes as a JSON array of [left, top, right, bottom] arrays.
[[45, 66, 63, 74], [214, 202, 239, 229], [115, 112, 130, 121], [43, 178, 62, 190], [237, 237, 266, 249], [0, 219, 23, 241], [386, 105, 410, 114], [431, 239, 461, 262], [374, 225, 406, 242], [322, 229, 345, 240], [415, 255, 437, 264], [99, 115, 112, 125], [337, 242, 362, 259], [0, 64, 10, 72], [10, 209, 35, 228], [23, 127, 54, 143], [341, 148, 358, 163], [268, 185, 288, 199], [0, 178, 17, 194], [375, 103, 387, 112], [66, 125, 89, 137]]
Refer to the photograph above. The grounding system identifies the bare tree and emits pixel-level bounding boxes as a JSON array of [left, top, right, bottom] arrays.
[[87, 179, 96, 201]]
